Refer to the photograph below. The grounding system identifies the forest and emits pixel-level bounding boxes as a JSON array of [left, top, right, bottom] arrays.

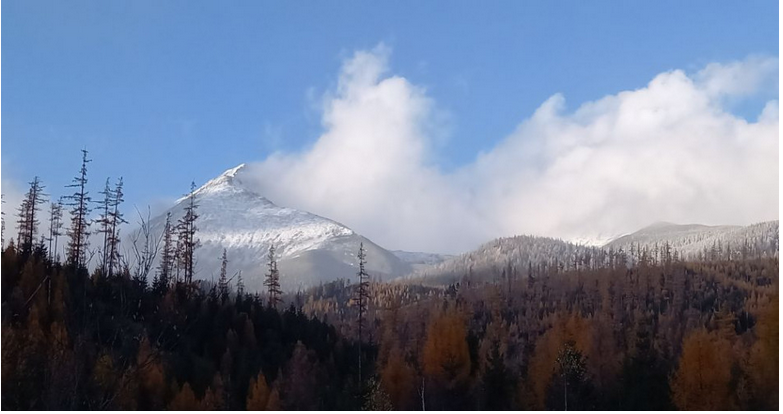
[[1, 151, 779, 410]]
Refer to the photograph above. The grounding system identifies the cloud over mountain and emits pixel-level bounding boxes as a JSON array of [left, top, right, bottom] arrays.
[[243, 46, 778, 254]]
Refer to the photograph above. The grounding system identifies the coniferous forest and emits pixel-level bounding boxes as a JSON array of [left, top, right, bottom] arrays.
[[4, 0, 779, 410], [1, 152, 779, 410]]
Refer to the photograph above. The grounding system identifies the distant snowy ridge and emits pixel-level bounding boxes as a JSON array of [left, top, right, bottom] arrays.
[[605, 221, 779, 258], [567, 231, 627, 247], [405, 220, 779, 286]]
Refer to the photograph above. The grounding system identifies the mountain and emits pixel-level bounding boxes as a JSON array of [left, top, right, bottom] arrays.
[[605, 220, 780, 259], [404, 221, 779, 286], [400, 234, 597, 286], [137, 164, 412, 292]]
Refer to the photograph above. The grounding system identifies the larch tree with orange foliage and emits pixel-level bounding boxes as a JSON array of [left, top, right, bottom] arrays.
[[422, 303, 471, 409], [168, 382, 200, 411], [526, 312, 591, 410], [134, 335, 166, 410], [246, 372, 270, 410], [746, 296, 779, 409], [380, 346, 416, 410], [671, 328, 734, 410]]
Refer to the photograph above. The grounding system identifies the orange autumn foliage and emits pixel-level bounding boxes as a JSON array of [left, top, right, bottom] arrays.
[[746, 296, 779, 409], [135, 336, 166, 409], [246, 372, 270, 410], [380, 346, 416, 410], [422, 305, 471, 389], [266, 384, 281, 410], [168, 382, 200, 411], [526, 313, 592, 410], [671, 328, 734, 410]]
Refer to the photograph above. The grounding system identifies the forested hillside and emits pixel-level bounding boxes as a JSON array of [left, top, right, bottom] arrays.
[[407, 222, 779, 286], [2, 240, 777, 410]]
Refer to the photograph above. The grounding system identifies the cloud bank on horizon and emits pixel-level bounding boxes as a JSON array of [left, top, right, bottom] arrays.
[[242, 46, 779, 254]]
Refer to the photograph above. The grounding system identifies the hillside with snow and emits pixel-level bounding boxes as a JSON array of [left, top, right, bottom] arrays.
[[605, 220, 779, 259], [403, 221, 779, 286], [137, 164, 412, 292]]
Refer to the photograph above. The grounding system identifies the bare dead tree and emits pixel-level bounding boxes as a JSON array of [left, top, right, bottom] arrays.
[[97, 177, 113, 276], [128, 206, 164, 282], [107, 177, 126, 277]]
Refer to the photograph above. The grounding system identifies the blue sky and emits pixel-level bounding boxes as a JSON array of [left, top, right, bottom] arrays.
[[2, 1, 779, 252]]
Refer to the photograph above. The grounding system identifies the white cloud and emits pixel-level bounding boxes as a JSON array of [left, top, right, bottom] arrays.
[[1, 178, 26, 244], [695, 55, 778, 98], [244, 47, 779, 254]]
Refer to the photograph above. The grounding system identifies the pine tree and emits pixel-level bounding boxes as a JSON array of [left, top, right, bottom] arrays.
[[47, 198, 64, 263], [264, 245, 282, 309], [156, 212, 175, 289], [16, 177, 47, 252], [65, 150, 92, 268], [218, 248, 229, 302], [176, 181, 199, 284]]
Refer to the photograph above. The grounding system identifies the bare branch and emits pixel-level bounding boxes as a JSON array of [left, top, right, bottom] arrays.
[[129, 206, 164, 281]]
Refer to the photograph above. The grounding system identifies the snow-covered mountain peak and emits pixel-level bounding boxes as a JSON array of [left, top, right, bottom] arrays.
[[176, 163, 276, 206], [193, 163, 251, 196], [145, 163, 413, 291]]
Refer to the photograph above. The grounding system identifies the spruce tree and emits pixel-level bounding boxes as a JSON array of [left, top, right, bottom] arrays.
[[236, 270, 244, 298], [47, 198, 64, 263], [356, 242, 370, 343], [65, 149, 92, 268], [218, 248, 229, 302], [16, 177, 47, 252], [355, 242, 370, 386], [264, 245, 282, 309], [157, 212, 175, 289], [176, 181, 199, 284]]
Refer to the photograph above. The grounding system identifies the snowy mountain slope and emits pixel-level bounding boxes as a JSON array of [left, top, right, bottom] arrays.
[[605, 221, 779, 258], [567, 231, 628, 247], [403, 221, 779, 286], [400, 234, 596, 286], [138, 164, 412, 292]]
